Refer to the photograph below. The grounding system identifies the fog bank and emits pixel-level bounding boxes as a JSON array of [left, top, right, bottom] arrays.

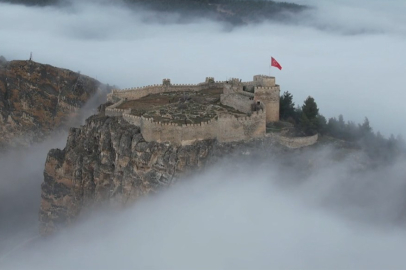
[[2, 151, 406, 269], [0, 91, 106, 256]]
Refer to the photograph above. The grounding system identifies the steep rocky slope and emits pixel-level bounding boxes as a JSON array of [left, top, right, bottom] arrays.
[[40, 101, 396, 235], [39, 105, 284, 235], [0, 57, 102, 148]]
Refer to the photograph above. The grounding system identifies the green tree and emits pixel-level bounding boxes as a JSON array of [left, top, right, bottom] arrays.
[[316, 114, 327, 134], [279, 91, 295, 120], [299, 96, 320, 135], [302, 96, 319, 119], [359, 117, 372, 136]]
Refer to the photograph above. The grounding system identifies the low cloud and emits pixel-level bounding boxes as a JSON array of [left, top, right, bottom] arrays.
[[2, 148, 406, 269], [0, 91, 106, 256]]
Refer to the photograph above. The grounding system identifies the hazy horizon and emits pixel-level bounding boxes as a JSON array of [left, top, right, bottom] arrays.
[[1, 0, 406, 136]]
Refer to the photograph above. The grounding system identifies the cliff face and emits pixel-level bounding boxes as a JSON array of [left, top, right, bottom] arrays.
[[0, 58, 101, 148], [39, 108, 280, 235]]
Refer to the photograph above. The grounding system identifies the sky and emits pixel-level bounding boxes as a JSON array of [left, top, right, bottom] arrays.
[[0, 0, 405, 136], [1, 0, 406, 269]]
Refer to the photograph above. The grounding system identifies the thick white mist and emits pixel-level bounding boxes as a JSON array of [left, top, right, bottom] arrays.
[[2, 157, 406, 269], [0, 92, 106, 257]]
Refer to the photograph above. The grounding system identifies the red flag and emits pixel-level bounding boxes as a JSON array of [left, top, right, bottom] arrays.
[[271, 57, 282, 70]]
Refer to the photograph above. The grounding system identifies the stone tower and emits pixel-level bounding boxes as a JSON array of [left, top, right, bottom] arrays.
[[253, 75, 280, 122]]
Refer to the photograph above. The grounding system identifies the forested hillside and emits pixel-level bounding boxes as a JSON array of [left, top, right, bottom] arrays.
[[1, 0, 307, 25]]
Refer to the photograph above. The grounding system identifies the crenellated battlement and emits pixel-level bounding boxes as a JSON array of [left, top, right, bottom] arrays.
[[105, 75, 281, 144], [254, 86, 280, 91], [116, 107, 266, 145]]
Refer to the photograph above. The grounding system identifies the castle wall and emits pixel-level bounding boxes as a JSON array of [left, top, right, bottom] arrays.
[[253, 75, 276, 87], [254, 86, 280, 122], [122, 114, 142, 126], [139, 118, 216, 145], [242, 81, 256, 92], [220, 93, 252, 114], [274, 134, 318, 148], [217, 111, 266, 142], [105, 99, 131, 117], [106, 76, 274, 144], [121, 110, 266, 145], [105, 108, 130, 117], [221, 83, 254, 113], [109, 82, 225, 102]]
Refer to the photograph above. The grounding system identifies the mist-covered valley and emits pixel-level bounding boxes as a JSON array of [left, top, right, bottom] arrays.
[[1, 0, 406, 269]]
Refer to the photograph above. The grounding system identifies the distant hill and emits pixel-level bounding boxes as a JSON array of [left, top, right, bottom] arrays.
[[0, 0, 307, 25], [0, 0, 58, 6], [0, 57, 106, 149]]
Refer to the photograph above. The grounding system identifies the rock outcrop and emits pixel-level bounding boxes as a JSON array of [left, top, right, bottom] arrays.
[[39, 106, 281, 235], [0, 58, 102, 149]]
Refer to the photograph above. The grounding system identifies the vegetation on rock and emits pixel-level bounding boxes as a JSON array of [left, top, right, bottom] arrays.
[[0, 59, 103, 149], [279, 91, 406, 164]]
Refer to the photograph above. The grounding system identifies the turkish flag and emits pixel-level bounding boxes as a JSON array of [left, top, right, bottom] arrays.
[[271, 57, 282, 70]]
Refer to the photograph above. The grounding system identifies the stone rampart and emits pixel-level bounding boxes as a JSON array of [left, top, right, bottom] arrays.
[[253, 75, 276, 87], [108, 81, 225, 102], [105, 99, 131, 117], [140, 118, 216, 145], [105, 108, 131, 117], [105, 76, 278, 144], [254, 86, 280, 122], [121, 110, 266, 145], [273, 134, 319, 148], [220, 92, 253, 114], [217, 110, 266, 142], [122, 114, 142, 126]]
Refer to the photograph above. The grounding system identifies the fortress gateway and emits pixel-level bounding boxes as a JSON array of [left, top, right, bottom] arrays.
[[106, 75, 280, 145]]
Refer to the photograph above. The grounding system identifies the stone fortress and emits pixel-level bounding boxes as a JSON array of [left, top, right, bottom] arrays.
[[106, 75, 318, 147]]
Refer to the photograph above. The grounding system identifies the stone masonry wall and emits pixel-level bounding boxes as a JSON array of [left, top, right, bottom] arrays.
[[108, 82, 226, 102], [121, 110, 266, 145], [105, 99, 131, 117], [106, 76, 271, 144], [268, 133, 318, 148], [217, 111, 266, 142], [220, 92, 253, 114], [254, 86, 280, 122], [220, 83, 254, 114]]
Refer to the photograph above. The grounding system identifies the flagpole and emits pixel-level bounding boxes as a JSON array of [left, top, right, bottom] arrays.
[[269, 57, 271, 76]]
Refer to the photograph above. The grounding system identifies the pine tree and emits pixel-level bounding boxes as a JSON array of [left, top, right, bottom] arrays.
[[300, 96, 319, 135], [279, 91, 295, 120]]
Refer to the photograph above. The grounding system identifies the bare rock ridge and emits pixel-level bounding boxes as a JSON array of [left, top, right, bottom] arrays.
[[0, 57, 102, 149], [39, 105, 283, 235]]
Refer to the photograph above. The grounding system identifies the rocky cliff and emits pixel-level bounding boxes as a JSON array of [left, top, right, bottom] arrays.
[[0, 57, 102, 149], [39, 106, 283, 235]]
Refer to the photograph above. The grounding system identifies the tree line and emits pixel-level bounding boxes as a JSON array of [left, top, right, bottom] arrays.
[[279, 91, 405, 163]]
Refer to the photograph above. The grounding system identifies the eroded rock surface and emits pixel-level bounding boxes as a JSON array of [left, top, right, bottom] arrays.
[[0, 59, 101, 148], [39, 107, 281, 235]]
